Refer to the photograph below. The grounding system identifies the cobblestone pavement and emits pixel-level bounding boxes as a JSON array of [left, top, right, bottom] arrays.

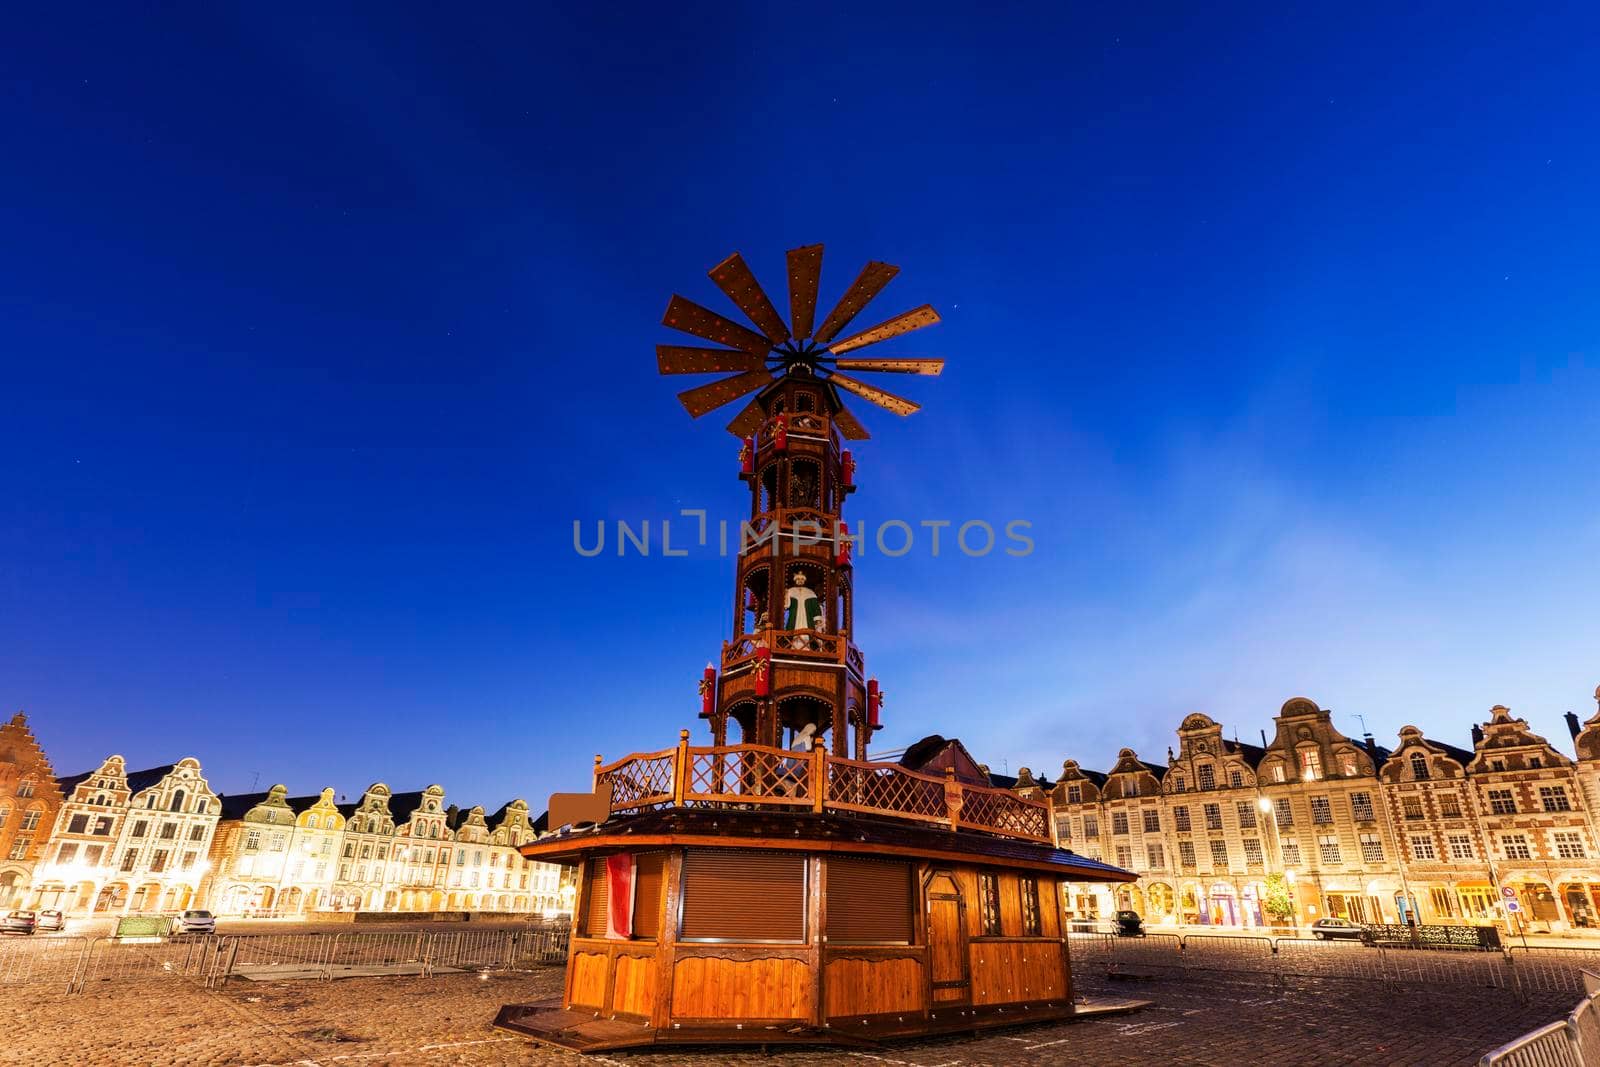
[[0, 969, 1576, 1066]]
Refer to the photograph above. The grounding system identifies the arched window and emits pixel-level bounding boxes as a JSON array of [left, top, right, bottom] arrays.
[[171, 790, 186, 813], [16, 779, 35, 799], [1410, 753, 1430, 780]]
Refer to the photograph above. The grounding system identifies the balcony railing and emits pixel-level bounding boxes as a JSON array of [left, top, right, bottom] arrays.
[[594, 734, 1051, 844]]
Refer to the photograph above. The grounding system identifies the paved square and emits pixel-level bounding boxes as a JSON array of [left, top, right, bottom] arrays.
[[0, 966, 1576, 1066]]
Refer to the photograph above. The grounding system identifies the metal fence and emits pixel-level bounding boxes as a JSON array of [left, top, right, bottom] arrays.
[[0, 922, 570, 995], [1068, 932, 1553, 996], [1480, 973, 1600, 1065]]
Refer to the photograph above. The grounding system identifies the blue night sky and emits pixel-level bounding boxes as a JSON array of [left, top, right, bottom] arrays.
[[4, 5, 1597, 809]]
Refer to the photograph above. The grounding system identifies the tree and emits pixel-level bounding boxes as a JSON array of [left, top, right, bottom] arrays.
[[1262, 872, 1296, 922]]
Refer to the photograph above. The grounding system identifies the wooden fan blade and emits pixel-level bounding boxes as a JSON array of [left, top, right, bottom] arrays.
[[709, 253, 790, 343], [828, 305, 941, 354], [677, 369, 774, 418], [829, 372, 920, 416], [726, 398, 764, 437], [663, 295, 773, 355], [658, 345, 765, 375], [832, 403, 871, 440], [831, 357, 944, 375], [813, 261, 899, 344], [786, 244, 823, 339]]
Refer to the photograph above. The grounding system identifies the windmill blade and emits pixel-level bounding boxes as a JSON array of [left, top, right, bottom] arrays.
[[829, 372, 921, 416], [657, 345, 765, 375], [726, 398, 764, 437], [832, 403, 871, 440], [813, 261, 899, 344], [828, 305, 941, 354], [831, 357, 944, 375], [709, 253, 790, 343], [663, 295, 772, 355], [786, 244, 823, 339], [677, 369, 774, 418]]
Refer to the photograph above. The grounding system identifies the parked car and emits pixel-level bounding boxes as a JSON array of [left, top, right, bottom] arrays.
[[35, 909, 65, 932], [177, 909, 216, 935], [1311, 917, 1364, 940], [1114, 909, 1145, 937], [2, 910, 38, 935]]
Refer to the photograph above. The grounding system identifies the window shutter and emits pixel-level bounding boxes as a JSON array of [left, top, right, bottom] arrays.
[[632, 852, 666, 940], [582, 857, 609, 937], [826, 856, 912, 943], [680, 850, 806, 941]]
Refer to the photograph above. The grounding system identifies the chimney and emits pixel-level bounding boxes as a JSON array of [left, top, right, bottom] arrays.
[[1259, 729, 1269, 749], [1471, 724, 1484, 746], [1362, 732, 1379, 760], [1566, 712, 1582, 741]]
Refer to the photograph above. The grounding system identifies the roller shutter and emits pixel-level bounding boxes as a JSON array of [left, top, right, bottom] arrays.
[[826, 856, 912, 943], [680, 849, 806, 942]]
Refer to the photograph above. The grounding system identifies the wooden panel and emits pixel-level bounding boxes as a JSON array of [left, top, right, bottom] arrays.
[[999, 872, 1023, 937], [969, 941, 1066, 1005], [1039, 877, 1062, 938], [611, 953, 656, 1018], [582, 858, 608, 938], [570, 951, 608, 1009], [670, 956, 812, 1020], [633, 852, 666, 940], [681, 850, 806, 941], [827, 856, 912, 943], [825, 956, 924, 1017]]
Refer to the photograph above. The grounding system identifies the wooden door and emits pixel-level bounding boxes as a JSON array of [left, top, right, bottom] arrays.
[[925, 872, 970, 1004]]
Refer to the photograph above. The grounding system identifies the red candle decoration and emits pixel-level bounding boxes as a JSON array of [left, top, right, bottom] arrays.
[[772, 415, 788, 451], [739, 436, 753, 474], [867, 678, 881, 726], [836, 521, 852, 567], [753, 646, 772, 697], [841, 450, 855, 486], [699, 663, 716, 717]]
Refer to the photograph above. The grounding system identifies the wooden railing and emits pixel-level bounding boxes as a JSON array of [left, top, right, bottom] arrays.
[[593, 734, 1051, 843]]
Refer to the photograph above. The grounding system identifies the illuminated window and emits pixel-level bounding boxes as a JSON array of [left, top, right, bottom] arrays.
[[1021, 878, 1041, 936], [1359, 833, 1384, 863], [1299, 750, 1322, 781], [979, 873, 1002, 936], [1318, 835, 1342, 865]]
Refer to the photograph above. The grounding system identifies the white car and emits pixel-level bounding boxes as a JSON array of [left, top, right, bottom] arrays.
[[35, 909, 65, 932], [177, 909, 216, 934]]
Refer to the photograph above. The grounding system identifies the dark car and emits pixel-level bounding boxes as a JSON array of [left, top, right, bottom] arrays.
[[1311, 917, 1364, 940], [1114, 909, 1145, 936]]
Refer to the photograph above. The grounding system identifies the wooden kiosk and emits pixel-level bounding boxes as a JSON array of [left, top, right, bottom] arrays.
[[496, 247, 1140, 1052]]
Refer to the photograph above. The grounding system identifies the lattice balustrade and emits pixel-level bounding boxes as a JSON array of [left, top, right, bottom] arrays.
[[958, 786, 1050, 841], [683, 745, 812, 807], [825, 758, 946, 824], [772, 630, 840, 656], [599, 753, 677, 813]]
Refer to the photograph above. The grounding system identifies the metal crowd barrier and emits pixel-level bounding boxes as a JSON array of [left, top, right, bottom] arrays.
[[1480, 972, 1600, 1065], [0, 935, 90, 991], [1069, 931, 1533, 995]]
